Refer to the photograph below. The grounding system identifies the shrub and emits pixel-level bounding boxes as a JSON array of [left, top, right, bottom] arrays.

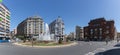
[[58, 38, 63, 44]]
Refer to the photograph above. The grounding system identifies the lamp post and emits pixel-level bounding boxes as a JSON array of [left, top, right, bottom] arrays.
[[31, 34, 33, 47]]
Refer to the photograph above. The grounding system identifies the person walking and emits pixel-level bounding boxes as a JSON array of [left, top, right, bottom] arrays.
[[105, 38, 109, 45]]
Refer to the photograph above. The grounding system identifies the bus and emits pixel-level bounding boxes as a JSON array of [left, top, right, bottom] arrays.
[[0, 37, 10, 43]]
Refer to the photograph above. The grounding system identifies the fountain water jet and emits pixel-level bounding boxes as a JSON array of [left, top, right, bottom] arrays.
[[38, 23, 54, 41]]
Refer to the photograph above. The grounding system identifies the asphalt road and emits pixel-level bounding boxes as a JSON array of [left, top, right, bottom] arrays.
[[95, 48, 120, 55], [95, 43, 120, 55], [0, 41, 106, 55]]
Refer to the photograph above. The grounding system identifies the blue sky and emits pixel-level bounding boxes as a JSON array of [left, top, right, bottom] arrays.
[[2, 0, 120, 34]]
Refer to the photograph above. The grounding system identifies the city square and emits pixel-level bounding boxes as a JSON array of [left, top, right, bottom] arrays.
[[0, 0, 120, 55]]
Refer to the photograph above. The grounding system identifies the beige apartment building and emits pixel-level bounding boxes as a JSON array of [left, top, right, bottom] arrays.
[[17, 16, 44, 38]]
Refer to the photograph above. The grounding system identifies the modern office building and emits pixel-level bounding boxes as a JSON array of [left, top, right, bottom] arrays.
[[0, 3, 10, 37], [17, 16, 44, 38], [84, 18, 115, 41], [75, 26, 84, 40], [49, 16, 65, 41]]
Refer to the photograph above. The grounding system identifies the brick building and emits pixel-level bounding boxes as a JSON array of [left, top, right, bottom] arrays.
[[84, 18, 115, 41]]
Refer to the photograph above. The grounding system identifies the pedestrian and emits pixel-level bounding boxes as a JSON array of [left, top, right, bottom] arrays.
[[117, 38, 119, 42], [105, 38, 109, 45], [106, 40, 108, 45]]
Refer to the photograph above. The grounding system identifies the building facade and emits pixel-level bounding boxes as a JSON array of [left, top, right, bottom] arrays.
[[13, 28, 17, 36], [0, 3, 10, 37], [10, 31, 14, 38], [49, 16, 65, 41], [67, 32, 75, 41], [10, 28, 17, 38], [117, 32, 120, 38], [17, 16, 44, 38], [75, 26, 84, 40], [84, 18, 115, 41]]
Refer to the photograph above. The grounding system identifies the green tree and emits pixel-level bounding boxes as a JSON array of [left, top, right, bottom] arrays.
[[58, 38, 63, 44], [16, 35, 26, 42], [66, 37, 70, 42]]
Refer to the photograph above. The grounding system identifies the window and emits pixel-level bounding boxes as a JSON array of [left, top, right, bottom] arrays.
[[85, 32, 87, 35], [90, 29, 93, 35], [6, 15, 10, 20], [106, 30, 109, 34], [106, 26, 109, 28], [94, 36, 97, 38], [100, 28, 102, 35], [90, 29, 93, 32], [99, 28, 102, 30], [95, 28, 97, 31], [94, 24, 100, 26]]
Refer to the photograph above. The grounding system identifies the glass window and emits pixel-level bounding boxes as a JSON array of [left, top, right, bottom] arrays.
[[106, 30, 109, 34], [106, 26, 109, 28], [100, 28, 102, 30], [85, 32, 87, 35], [95, 28, 97, 31], [90, 29, 93, 35], [90, 29, 93, 32]]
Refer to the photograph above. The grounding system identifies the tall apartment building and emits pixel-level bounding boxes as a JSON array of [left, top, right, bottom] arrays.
[[75, 26, 84, 40], [84, 18, 115, 41], [49, 16, 65, 41], [17, 16, 44, 38], [0, 3, 10, 37]]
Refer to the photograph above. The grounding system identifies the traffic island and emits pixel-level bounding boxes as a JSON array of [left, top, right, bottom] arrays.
[[13, 41, 78, 48]]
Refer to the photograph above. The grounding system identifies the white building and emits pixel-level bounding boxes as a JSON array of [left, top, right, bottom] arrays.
[[49, 16, 65, 41], [0, 3, 10, 37]]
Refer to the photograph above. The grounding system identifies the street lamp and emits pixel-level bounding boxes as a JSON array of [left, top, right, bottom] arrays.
[[30, 34, 33, 47]]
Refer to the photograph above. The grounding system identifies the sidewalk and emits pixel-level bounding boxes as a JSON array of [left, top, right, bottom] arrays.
[[85, 40, 119, 55]]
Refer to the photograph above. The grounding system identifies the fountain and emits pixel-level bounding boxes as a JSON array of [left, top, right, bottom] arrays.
[[38, 23, 54, 41]]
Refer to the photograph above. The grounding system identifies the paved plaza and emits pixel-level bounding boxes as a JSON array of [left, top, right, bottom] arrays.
[[0, 41, 108, 55]]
